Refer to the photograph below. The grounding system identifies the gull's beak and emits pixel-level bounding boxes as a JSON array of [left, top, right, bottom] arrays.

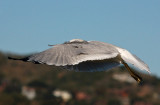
[[121, 60, 143, 85]]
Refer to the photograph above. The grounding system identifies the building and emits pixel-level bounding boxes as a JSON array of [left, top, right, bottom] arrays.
[[22, 86, 36, 100]]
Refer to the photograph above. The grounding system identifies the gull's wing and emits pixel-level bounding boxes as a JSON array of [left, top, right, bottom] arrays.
[[27, 41, 120, 68], [116, 47, 150, 73], [63, 59, 120, 72]]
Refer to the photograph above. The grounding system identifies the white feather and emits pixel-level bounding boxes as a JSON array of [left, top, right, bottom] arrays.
[[116, 47, 150, 73]]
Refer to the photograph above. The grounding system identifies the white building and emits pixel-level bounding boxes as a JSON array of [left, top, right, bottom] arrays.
[[22, 86, 36, 100], [53, 89, 72, 102]]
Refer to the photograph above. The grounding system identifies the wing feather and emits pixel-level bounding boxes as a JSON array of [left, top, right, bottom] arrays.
[[63, 59, 120, 72], [116, 47, 150, 73], [27, 41, 119, 66]]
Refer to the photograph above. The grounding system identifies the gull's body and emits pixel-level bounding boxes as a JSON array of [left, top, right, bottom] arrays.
[[8, 39, 150, 84]]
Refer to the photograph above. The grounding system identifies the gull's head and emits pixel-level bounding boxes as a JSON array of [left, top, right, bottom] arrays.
[[69, 39, 85, 43]]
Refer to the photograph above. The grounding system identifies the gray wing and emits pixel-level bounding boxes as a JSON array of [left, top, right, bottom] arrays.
[[27, 41, 120, 68], [62, 59, 120, 72]]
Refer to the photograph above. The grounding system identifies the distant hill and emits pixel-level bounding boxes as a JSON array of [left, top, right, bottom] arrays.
[[0, 51, 160, 105]]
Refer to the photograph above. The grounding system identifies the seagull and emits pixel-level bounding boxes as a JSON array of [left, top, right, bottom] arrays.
[[8, 39, 150, 84]]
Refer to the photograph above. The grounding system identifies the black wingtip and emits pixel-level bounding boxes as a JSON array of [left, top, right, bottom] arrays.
[[8, 56, 29, 61], [8, 57, 20, 60]]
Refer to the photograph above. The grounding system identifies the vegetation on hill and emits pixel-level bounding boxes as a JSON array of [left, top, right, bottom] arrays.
[[0, 52, 160, 105]]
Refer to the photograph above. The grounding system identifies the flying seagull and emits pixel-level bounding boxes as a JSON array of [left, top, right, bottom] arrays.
[[8, 39, 150, 84]]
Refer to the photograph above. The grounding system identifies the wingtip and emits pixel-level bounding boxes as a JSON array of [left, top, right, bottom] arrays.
[[144, 65, 151, 74], [146, 69, 151, 74], [8, 56, 29, 62], [8, 57, 19, 60]]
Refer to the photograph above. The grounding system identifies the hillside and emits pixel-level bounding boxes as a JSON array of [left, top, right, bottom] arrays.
[[0, 52, 160, 105]]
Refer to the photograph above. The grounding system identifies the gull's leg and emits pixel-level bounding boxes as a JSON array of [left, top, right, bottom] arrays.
[[121, 60, 143, 84]]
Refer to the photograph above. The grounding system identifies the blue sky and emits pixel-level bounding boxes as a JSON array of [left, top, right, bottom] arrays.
[[0, 0, 160, 77]]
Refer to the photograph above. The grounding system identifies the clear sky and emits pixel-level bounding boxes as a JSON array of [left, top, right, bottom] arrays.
[[0, 1, 160, 77]]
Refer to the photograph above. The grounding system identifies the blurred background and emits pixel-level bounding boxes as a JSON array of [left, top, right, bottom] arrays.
[[0, 0, 160, 105]]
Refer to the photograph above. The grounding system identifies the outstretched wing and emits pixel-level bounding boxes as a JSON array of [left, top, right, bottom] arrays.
[[27, 41, 120, 67], [116, 47, 150, 73]]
